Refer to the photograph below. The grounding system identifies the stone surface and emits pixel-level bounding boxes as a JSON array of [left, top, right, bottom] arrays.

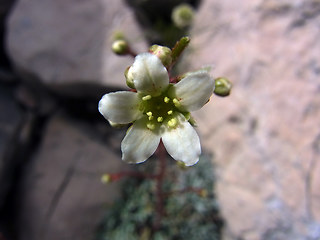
[[0, 84, 22, 208], [6, 0, 147, 94], [17, 112, 129, 240], [189, 0, 320, 239]]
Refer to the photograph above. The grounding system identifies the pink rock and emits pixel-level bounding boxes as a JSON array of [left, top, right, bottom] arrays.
[[6, 0, 147, 94], [190, 0, 320, 239]]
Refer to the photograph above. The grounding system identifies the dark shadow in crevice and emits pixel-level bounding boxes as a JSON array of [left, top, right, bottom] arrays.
[[125, 0, 202, 46]]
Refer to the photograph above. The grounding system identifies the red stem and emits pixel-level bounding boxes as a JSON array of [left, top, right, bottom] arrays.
[[110, 171, 155, 181], [154, 141, 167, 230]]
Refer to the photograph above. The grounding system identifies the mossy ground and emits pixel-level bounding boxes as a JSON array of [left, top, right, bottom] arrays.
[[97, 154, 223, 240]]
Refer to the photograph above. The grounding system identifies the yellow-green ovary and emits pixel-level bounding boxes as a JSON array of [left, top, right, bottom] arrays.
[[140, 93, 182, 130]]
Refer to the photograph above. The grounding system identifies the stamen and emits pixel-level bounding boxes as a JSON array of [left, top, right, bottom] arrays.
[[142, 95, 152, 101], [157, 117, 163, 122], [167, 110, 173, 115], [147, 123, 156, 130], [167, 118, 178, 128], [146, 111, 153, 120], [164, 97, 170, 103], [173, 98, 181, 107]]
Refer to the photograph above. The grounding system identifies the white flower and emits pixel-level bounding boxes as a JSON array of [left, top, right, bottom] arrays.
[[99, 53, 214, 166]]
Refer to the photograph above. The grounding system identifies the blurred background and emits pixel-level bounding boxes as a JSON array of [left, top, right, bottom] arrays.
[[0, 0, 319, 239]]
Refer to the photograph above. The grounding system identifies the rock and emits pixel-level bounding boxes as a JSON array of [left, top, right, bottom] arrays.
[[0, 84, 22, 208], [17, 112, 130, 240], [6, 0, 147, 96], [189, 0, 320, 239]]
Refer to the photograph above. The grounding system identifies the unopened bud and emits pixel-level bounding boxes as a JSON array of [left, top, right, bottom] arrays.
[[112, 39, 129, 55], [124, 66, 135, 89], [171, 36, 190, 64], [214, 77, 232, 97], [172, 4, 195, 28], [101, 174, 112, 184], [149, 45, 172, 67]]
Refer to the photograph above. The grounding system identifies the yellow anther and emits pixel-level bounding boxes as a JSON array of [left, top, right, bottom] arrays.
[[147, 123, 156, 130], [167, 110, 173, 115], [173, 98, 181, 107], [157, 117, 163, 122], [164, 96, 170, 103], [142, 95, 152, 101], [167, 118, 178, 128], [146, 112, 153, 120]]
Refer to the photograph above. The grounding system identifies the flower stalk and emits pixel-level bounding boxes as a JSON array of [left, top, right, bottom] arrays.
[[154, 141, 167, 230]]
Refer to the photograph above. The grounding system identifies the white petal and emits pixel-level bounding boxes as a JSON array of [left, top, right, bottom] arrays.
[[98, 91, 141, 124], [161, 114, 201, 166], [131, 53, 169, 96], [169, 71, 214, 111], [121, 118, 160, 164]]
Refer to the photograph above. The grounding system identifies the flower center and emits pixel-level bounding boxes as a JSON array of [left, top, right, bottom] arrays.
[[139, 91, 182, 130]]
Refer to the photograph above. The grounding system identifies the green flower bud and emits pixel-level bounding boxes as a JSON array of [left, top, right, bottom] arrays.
[[171, 36, 190, 64], [112, 39, 129, 55], [124, 66, 135, 89], [101, 174, 112, 184], [214, 77, 232, 97], [172, 4, 195, 28], [149, 45, 172, 67]]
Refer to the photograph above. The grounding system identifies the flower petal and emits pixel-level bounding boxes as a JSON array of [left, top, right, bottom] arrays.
[[121, 117, 161, 164], [161, 114, 201, 166], [168, 70, 214, 111], [98, 91, 141, 124], [131, 53, 169, 96]]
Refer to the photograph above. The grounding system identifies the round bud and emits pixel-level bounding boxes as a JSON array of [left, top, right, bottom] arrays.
[[171, 4, 194, 28], [101, 174, 112, 184], [112, 39, 129, 55], [214, 77, 232, 97], [149, 45, 172, 67], [124, 66, 135, 89]]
